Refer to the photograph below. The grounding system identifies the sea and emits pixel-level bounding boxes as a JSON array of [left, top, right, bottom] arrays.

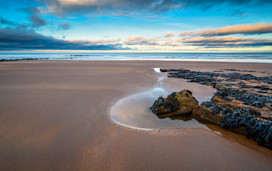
[[0, 53, 272, 63]]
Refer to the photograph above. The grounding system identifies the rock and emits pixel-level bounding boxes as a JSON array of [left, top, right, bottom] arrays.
[[221, 108, 272, 149], [166, 69, 262, 85], [150, 90, 198, 118], [0, 58, 40, 62], [214, 87, 272, 108], [192, 105, 223, 125], [160, 69, 168, 72], [155, 68, 272, 149]]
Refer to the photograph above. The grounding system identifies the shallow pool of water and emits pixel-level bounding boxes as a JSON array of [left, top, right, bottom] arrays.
[[110, 68, 217, 130]]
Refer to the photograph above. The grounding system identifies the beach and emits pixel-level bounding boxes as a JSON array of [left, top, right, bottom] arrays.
[[0, 60, 272, 170]]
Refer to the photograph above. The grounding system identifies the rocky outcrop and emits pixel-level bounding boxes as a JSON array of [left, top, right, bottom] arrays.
[[150, 90, 223, 125], [200, 97, 272, 149], [150, 89, 225, 125], [192, 105, 223, 125], [150, 90, 198, 118], [0, 58, 47, 62], [151, 87, 271, 149], [163, 68, 272, 85], [150, 90, 272, 149], [221, 108, 272, 149], [214, 87, 272, 108], [151, 68, 272, 149]]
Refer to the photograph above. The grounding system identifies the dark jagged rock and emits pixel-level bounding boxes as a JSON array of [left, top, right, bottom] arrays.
[[160, 69, 185, 72], [214, 87, 272, 108], [212, 105, 223, 114], [164, 68, 272, 90], [222, 69, 255, 72], [150, 90, 198, 118], [202, 101, 215, 108], [258, 77, 272, 84], [221, 96, 232, 102], [260, 86, 269, 90], [222, 108, 271, 149], [168, 70, 220, 86], [257, 90, 268, 94], [163, 68, 272, 109], [224, 73, 258, 80], [150, 93, 180, 115], [202, 101, 224, 114], [0, 58, 48, 62], [238, 82, 250, 88]]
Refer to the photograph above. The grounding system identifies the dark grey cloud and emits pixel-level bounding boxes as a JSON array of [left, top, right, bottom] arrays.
[[24, 7, 47, 27], [39, 0, 271, 16], [0, 17, 16, 26], [1, 9, 46, 28], [0, 27, 123, 50], [30, 15, 47, 27], [59, 23, 71, 30]]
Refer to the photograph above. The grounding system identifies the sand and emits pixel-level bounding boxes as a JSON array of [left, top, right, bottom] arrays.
[[0, 60, 272, 170]]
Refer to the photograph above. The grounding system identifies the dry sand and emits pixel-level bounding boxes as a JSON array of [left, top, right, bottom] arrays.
[[0, 60, 272, 170]]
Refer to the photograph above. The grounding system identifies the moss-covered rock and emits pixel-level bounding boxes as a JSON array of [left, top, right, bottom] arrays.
[[192, 105, 223, 125], [150, 90, 198, 118]]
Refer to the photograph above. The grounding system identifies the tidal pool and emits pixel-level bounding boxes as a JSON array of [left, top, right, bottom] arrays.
[[110, 68, 217, 130]]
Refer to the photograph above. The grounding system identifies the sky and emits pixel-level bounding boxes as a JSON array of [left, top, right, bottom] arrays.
[[0, 0, 272, 53]]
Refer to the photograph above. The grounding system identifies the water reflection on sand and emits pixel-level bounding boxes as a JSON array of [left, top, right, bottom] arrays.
[[110, 68, 217, 130]]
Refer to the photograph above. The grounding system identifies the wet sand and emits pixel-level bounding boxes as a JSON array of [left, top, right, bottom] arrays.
[[0, 60, 272, 170]]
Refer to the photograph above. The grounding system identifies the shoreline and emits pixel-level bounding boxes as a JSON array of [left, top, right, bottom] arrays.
[[2, 59, 272, 68], [1, 58, 272, 63], [0, 60, 272, 170], [0, 52, 272, 64]]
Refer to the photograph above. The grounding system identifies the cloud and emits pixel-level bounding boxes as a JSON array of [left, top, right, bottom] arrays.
[[24, 7, 47, 28], [178, 31, 194, 36], [39, 0, 271, 16], [30, 15, 47, 27], [124, 36, 159, 45], [181, 37, 272, 47], [199, 23, 272, 36], [0, 17, 16, 26], [124, 22, 272, 48], [183, 37, 250, 43], [40, 0, 181, 15], [124, 36, 183, 46], [59, 23, 71, 30], [164, 32, 174, 37], [179, 23, 272, 36], [124, 34, 272, 48], [0, 27, 123, 50], [87, 38, 121, 44]]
